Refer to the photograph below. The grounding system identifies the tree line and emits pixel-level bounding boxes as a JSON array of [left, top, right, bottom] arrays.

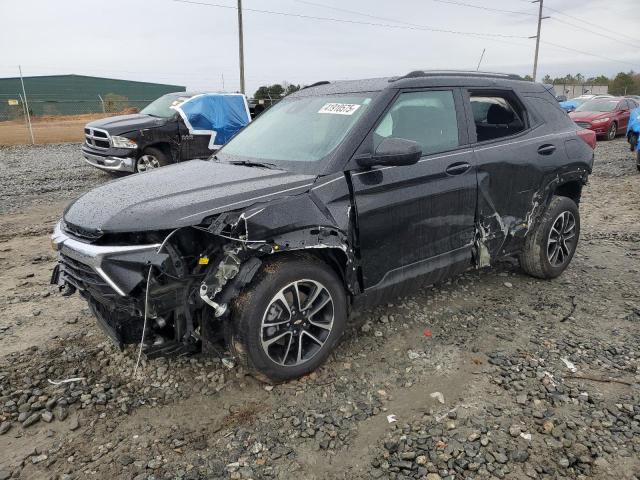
[[541, 71, 640, 95]]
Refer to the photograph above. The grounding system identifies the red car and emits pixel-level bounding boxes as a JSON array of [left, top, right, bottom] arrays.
[[569, 97, 638, 140], [569, 97, 639, 141]]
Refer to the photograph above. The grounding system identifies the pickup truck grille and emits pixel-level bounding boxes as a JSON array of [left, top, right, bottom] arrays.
[[575, 121, 591, 129], [85, 128, 110, 149]]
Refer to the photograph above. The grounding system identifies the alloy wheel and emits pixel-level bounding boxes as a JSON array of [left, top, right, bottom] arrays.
[[547, 211, 577, 267], [260, 280, 334, 366], [137, 154, 160, 172], [607, 123, 616, 140]]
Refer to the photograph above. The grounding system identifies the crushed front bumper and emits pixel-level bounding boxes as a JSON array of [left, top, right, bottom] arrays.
[[51, 221, 161, 296], [82, 150, 136, 173]]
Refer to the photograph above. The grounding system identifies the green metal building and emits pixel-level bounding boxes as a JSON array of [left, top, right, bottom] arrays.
[[0, 74, 185, 120]]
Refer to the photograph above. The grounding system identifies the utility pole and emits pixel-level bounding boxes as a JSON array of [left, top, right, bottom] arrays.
[[531, 0, 549, 82], [237, 0, 245, 94], [18, 65, 34, 144]]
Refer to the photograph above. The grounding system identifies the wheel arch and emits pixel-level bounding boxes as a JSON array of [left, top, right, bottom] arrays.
[[267, 247, 357, 297], [141, 142, 175, 163], [553, 180, 583, 205]]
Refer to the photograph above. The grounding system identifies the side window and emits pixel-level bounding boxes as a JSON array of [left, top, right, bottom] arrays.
[[373, 90, 459, 156], [469, 92, 526, 142]]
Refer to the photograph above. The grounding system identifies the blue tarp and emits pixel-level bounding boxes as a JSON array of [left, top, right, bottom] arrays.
[[172, 93, 251, 149], [627, 107, 640, 151], [559, 100, 579, 112]]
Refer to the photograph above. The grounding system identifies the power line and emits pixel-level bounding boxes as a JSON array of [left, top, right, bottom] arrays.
[[549, 16, 640, 50], [513, 0, 640, 44], [429, 0, 536, 17], [293, 0, 640, 71], [415, 0, 640, 60], [173, 0, 529, 39], [540, 40, 640, 69], [543, 5, 640, 44]]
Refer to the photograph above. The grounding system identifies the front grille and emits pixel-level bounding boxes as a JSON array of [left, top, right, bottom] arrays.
[[59, 253, 109, 291], [63, 221, 103, 242], [575, 121, 591, 128], [85, 127, 111, 149]]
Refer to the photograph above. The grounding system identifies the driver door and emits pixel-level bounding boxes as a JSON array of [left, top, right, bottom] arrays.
[[350, 88, 477, 296]]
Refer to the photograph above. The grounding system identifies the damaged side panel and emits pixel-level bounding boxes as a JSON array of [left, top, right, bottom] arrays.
[[198, 174, 359, 317]]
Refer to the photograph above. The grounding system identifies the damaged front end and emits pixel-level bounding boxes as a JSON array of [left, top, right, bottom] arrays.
[[51, 187, 356, 359]]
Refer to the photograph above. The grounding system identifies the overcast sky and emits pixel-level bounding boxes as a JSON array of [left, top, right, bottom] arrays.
[[1, 0, 639, 94]]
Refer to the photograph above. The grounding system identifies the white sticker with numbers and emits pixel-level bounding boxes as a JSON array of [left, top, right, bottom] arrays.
[[318, 103, 361, 115]]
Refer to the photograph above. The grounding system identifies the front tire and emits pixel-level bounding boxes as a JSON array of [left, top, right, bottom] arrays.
[[519, 196, 580, 279], [228, 255, 347, 383], [606, 122, 617, 141], [136, 147, 169, 173]]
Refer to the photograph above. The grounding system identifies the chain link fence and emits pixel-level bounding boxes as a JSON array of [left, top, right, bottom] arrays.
[[0, 94, 157, 145]]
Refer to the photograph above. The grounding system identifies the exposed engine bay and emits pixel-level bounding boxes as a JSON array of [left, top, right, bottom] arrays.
[[51, 197, 355, 359]]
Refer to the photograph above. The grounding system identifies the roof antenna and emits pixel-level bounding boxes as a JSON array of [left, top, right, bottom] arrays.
[[476, 48, 486, 71]]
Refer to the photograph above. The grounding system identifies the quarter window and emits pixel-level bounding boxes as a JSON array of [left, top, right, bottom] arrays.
[[374, 90, 459, 156], [470, 92, 526, 142]]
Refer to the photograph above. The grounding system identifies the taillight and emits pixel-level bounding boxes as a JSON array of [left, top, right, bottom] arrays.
[[577, 128, 596, 150]]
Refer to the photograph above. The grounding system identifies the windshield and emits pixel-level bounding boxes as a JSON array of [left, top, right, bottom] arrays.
[[218, 93, 375, 173], [141, 93, 191, 118], [575, 99, 619, 113]]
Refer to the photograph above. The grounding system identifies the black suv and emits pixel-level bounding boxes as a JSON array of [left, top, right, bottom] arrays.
[[52, 71, 595, 382]]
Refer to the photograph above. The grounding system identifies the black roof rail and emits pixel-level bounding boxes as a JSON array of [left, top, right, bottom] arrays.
[[302, 81, 331, 90], [390, 70, 523, 82]]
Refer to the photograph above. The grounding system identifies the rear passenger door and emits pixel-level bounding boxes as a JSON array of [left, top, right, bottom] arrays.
[[463, 89, 558, 258], [351, 88, 477, 294]]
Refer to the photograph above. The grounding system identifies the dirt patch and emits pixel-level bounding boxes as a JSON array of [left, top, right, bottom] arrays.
[[0, 113, 128, 146]]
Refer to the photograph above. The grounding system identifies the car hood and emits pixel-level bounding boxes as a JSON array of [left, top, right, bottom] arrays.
[[569, 111, 610, 122], [86, 114, 167, 135], [63, 160, 316, 233]]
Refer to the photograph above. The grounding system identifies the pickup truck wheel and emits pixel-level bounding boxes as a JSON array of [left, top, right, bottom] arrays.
[[136, 147, 169, 173], [605, 122, 617, 141], [519, 195, 580, 279], [229, 255, 347, 383]]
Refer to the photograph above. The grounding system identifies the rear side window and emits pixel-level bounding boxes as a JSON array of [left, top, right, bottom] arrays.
[[373, 90, 459, 156], [469, 92, 526, 142]]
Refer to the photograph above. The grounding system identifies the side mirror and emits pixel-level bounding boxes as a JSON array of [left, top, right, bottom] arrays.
[[358, 137, 422, 168]]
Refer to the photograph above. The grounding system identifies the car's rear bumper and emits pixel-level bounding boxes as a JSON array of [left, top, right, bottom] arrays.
[[82, 148, 136, 173]]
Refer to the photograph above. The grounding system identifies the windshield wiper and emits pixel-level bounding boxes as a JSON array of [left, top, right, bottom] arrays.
[[228, 160, 279, 170]]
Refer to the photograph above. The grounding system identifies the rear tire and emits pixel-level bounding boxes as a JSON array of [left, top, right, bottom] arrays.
[[606, 122, 617, 141], [519, 196, 580, 279], [228, 254, 347, 383], [136, 147, 170, 173]]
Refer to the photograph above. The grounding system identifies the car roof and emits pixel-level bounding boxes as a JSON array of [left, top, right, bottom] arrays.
[[291, 70, 545, 97]]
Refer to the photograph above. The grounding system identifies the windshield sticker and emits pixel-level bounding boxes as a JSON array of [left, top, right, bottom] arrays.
[[318, 103, 361, 115]]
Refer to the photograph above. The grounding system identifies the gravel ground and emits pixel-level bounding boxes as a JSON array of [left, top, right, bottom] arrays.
[[0, 143, 107, 215], [0, 139, 639, 480]]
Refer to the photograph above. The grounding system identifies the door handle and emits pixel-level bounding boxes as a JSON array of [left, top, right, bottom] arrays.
[[445, 162, 471, 175], [537, 144, 556, 155]]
